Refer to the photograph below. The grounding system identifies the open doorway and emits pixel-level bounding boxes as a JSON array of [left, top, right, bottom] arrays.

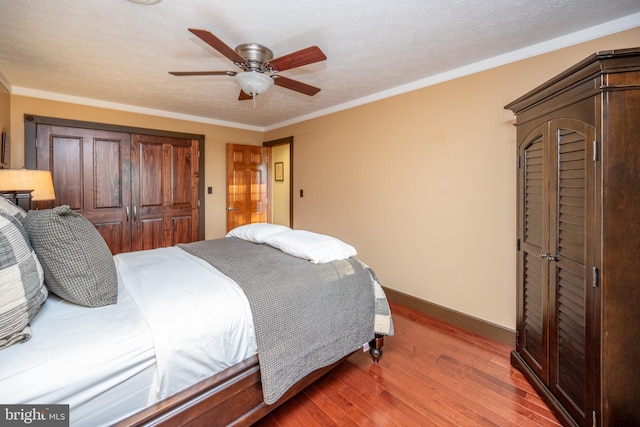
[[264, 136, 293, 228]]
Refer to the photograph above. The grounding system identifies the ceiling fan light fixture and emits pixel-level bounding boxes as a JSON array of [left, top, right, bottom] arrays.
[[235, 72, 274, 97]]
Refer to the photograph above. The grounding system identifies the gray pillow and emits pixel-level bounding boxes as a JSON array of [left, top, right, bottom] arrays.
[[0, 209, 47, 350], [24, 205, 117, 307]]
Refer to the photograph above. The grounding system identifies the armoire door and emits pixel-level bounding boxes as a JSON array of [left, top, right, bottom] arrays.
[[36, 124, 132, 254], [547, 118, 595, 426], [517, 118, 596, 427], [131, 134, 199, 251], [517, 124, 549, 384]]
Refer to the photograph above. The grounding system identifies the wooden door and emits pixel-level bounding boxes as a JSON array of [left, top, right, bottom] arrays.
[[226, 144, 271, 232], [517, 124, 549, 384], [36, 124, 132, 254], [131, 134, 199, 251], [547, 119, 595, 426]]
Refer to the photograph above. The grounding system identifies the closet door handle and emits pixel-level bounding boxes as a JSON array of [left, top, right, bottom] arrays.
[[539, 253, 558, 262], [227, 207, 237, 211], [133, 206, 138, 222], [126, 206, 130, 222]]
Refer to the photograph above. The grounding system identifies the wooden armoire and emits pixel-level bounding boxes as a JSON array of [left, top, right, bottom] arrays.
[[505, 48, 640, 427], [25, 116, 204, 255]]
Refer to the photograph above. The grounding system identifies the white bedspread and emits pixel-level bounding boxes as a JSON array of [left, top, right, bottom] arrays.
[[114, 246, 257, 400], [0, 246, 257, 427], [0, 280, 156, 426]]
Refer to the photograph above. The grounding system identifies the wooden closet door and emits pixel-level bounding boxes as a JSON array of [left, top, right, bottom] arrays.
[[131, 134, 199, 251], [547, 119, 596, 426], [36, 125, 132, 254], [517, 124, 549, 384]]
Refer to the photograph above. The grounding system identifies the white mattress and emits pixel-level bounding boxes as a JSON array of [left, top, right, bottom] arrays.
[[0, 246, 257, 427]]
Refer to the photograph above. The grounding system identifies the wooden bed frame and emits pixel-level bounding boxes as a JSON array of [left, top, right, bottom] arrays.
[[115, 335, 384, 427]]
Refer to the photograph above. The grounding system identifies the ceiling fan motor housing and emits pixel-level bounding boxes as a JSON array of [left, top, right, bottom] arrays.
[[235, 43, 273, 72]]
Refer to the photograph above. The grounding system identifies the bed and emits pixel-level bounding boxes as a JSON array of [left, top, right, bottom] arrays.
[[0, 198, 392, 427]]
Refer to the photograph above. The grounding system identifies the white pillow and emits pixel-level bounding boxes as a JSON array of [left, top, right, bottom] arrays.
[[263, 230, 357, 264], [226, 223, 291, 244]]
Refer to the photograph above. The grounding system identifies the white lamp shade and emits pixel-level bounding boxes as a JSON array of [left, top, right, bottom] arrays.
[[0, 169, 56, 201], [235, 72, 274, 96]]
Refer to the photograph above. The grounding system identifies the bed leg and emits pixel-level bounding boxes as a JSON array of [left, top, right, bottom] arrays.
[[369, 334, 384, 363]]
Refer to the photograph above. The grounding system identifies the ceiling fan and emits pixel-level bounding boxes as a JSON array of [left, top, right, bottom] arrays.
[[170, 28, 327, 101]]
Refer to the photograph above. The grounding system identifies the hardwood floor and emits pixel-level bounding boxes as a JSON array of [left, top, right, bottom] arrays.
[[254, 302, 562, 427]]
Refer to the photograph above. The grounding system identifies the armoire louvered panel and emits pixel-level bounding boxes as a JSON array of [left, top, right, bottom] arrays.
[[522, 251, 545, 371], [524, 137, 544, 248], [520, 132, 547, 379], [552, 125, 588, 420], [556, 261, 587, 415], [556, 130, 586, 264]]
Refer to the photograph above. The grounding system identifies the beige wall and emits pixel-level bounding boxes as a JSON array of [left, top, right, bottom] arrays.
[[0, 83, 9, 168], [8, 96, 264, 239], [265, 27, 640, 330], [4, 28, 639, 330]]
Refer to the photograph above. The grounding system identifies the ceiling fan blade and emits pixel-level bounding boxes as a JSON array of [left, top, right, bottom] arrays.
[[273, 75, 321, 96], [267, 46, 326, 72], [169, 71, 237, 76], [238, 90, 253, 101], [188, 28, 246, 64]]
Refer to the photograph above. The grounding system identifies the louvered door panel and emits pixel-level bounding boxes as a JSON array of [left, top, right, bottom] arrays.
[[556, 262, 586, 411], [524, 136, 544, 248], [518, 131, 548, 381], [522, 251, 545, 368], [548, 121, 594, 426], [557, 130, 586, 264]]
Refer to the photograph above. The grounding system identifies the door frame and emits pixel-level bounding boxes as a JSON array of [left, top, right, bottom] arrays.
[[23, 114, 206, 241], [263, 136, 293, 228]]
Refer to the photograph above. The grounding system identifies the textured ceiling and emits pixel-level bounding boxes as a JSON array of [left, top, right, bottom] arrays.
[[1, 0, 639, 130]]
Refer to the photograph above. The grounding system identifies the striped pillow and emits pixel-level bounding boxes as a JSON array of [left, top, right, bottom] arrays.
[[0, 209, 47, 350], [23, 206, 117, 307], [0, 196, 27, 222]]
